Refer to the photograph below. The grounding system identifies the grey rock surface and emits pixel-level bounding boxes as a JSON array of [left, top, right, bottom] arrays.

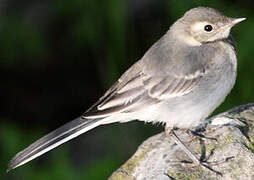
[[109, 103, 254, 180]]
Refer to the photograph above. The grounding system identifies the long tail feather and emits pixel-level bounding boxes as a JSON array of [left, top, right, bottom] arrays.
[[7, 117, 102, 172]]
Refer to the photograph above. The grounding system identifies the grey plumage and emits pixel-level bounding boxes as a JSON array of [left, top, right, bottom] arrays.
[[8, 7, 245, 171]]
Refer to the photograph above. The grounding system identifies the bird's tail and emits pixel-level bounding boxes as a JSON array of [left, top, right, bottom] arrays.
[[7, 117, 103, 172]]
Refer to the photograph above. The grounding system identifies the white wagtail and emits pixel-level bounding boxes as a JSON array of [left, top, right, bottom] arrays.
[[8, 7, 245, 172]]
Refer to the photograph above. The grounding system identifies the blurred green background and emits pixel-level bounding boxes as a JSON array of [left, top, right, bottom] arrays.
[[0, 0, 253, 179]]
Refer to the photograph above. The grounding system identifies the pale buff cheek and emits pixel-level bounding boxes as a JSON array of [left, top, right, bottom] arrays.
[[191, 22, 209, 32], [187, 22, 210, 45], [190, 21, 214, 42]]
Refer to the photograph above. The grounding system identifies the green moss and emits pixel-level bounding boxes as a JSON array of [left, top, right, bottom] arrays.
[[121, 145, 152, 172], [221, 133, 233, 146], [197, 143, 202, 153], [233, 169, 241, 179], [109, 171, 135, 180], [167, 170, 201, 180], [245, 135, 254, 153], [247, 141, 254, 153], [249, 135, 254, 142], [109, 143, 155, 180], [206, 142, 215, 152]]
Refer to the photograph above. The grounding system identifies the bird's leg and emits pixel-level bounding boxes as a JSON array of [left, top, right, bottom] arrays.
[[168, 128, 201, 165], [165, 127, 224, 175]]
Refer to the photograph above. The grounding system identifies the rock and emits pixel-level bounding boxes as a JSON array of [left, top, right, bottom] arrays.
[[109, 103, 254, 180]]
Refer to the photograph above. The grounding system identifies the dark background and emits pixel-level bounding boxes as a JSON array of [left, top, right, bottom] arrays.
[[1, 0, 253, 179]]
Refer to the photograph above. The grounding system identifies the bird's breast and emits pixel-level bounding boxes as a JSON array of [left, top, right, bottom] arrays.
[[160, 41, 237, 128]]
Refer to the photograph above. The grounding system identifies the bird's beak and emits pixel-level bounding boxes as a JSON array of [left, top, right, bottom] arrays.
[[212, 17, 246, 41], [231, 18, 246, 25]]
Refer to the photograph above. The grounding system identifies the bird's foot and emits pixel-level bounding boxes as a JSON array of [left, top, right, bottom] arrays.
[[187, 129, 217, 142], [165, 128, 233, 176]]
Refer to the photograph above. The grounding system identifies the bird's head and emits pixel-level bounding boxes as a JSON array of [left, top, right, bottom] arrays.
[[171, 7, 245, 46]]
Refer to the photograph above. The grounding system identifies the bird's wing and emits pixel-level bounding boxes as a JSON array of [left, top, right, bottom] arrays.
[[83, 61, 207, 119], [142, 70, 205, 100]]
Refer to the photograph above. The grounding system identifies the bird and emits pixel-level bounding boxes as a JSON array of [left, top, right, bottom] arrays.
[[8, 7, 245, 172]]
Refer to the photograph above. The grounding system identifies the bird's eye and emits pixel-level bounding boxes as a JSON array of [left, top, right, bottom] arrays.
[[204, 25, 213, 32]]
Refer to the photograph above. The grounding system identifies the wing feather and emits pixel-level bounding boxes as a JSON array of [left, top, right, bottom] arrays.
[[84, 67, 205, 119], [144, 70, 204, 100]]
